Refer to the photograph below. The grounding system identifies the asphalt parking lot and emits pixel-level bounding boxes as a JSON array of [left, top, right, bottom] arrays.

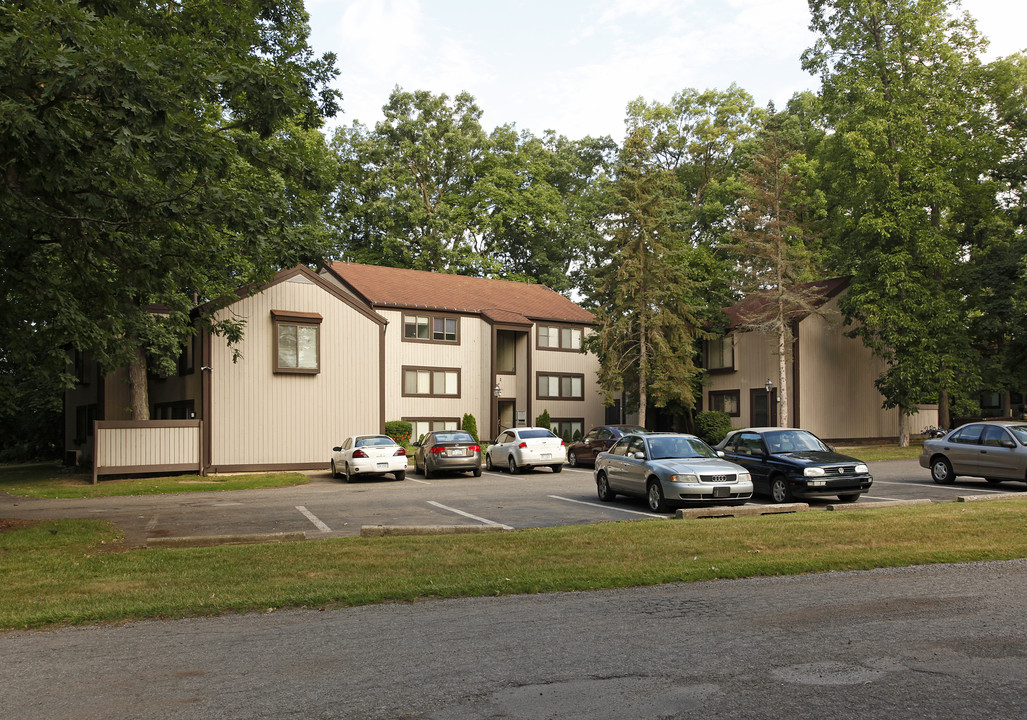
[[2, 458, 1025, 546]]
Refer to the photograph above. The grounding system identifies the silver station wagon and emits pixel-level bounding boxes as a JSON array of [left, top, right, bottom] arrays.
[[594, 432, 753, 512]]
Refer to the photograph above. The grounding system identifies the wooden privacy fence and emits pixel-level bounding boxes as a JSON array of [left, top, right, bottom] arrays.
[[93, 420, 203, 484]]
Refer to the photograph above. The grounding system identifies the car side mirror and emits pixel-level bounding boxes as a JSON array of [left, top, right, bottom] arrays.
[[632, 451, 646, 460], [332, 446, 341, 452], [1004, 440, 1016, 449], [716, 450, 725, 458]]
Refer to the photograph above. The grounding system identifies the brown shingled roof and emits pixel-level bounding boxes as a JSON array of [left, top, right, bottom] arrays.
[[324, 262, 594, 325], [724, 277, 850, 330]]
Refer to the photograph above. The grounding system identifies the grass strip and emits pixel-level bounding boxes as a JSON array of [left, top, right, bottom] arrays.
[[2, 500, 1026, 630], [0, 463, 309, 498]]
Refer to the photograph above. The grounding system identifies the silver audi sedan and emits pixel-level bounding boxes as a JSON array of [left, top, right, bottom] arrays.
[[594, 432, 753, 512]]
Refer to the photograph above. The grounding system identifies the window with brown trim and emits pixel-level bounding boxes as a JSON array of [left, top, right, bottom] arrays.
[[537, 324, 582, 352], [405, 417, 461, 444], [706, 336, 734, 372], [708, 390, 740, 417], [402, 367, 461, 397], [538, 373, 584, 400], [551, 418, 584, 443], [403, 313, 459, 344], [272, 310, 322, 374]]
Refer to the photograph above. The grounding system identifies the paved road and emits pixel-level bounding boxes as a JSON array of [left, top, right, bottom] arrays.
[[2, 559, 1025, 719], [1, 459, 1024, 545]]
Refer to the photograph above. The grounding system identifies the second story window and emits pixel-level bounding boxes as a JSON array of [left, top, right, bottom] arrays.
[[403, 367, 460, 397], [538, 325, 582, 351], [538, 373, 584, 400], [272, 310, 322, 374], [404, 314, 459, 343], [706, 336, 734, 371]]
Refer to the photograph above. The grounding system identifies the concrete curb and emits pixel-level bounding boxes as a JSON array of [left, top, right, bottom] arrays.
[[146, 531, 307, 548], [825, 499, 932, 511], [957, 492, 1027, 503], [675, 502, 809, 519], [361, 524, 510, 537]]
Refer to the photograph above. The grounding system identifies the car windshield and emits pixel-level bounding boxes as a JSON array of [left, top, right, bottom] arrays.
[[1006, 426, 1027, 445], [434, 432, 474, 443], [764, 430, 829, 453], [519, 429, 557, 439], [355, 436, 397, 447], [647, 436, 716, 460]]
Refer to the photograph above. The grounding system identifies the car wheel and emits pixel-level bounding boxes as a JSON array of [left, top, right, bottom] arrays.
[[770, 475, 791, 503], [931, 457, 956, 485], [837, 493, 860, 503], [472, 467, 482, 477], [551, 463, 563, 473], [423, 463, 433, 479], [508, 455, 519, 474], [568, 450, 579, 467], [596, 472, 615, 502], [485, 453, 495, 471], [394, 470, 405, 482], [343, 462, 352, 483], [647, 480, 668, 513], [331, 459, 340, 479]]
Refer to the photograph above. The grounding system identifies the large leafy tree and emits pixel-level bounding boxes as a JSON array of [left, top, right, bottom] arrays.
[[804, 0, 997, 443], [0, 0, 340, 421], [330, 89, 612, 292]]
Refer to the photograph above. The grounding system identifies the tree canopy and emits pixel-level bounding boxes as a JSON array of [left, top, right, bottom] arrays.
[[1, 0, 340, 420]]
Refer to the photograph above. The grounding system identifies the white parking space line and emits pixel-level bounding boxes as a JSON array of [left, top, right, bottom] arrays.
[[296, 505, 332, 533], [145, 515, 159, 531], [407, 478, 431, 485], [874, 480, 1012, 494], [427, 501, 513, 529], [549, 495, 665, 518], [861, 495, 909, 502]]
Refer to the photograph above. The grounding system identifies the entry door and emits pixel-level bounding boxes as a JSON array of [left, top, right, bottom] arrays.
[[750, 389, 778, 427], [497, 400, 516, 437]]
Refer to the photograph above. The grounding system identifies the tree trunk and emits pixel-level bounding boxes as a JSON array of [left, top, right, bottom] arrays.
[[898, 411, 910, 448], [777, 329, 788, 427], [638, 315, 647, 428], [128, 345, 150, 420], [938, 388, 950, 430]]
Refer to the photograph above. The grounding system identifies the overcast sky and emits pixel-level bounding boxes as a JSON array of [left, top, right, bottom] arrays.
[[307, 0, 1027, 142]]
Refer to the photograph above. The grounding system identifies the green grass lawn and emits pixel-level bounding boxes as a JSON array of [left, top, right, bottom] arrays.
[[2, 500, 1026, 631], [836, 442, 925, 462], [0, 462, 310, 498]]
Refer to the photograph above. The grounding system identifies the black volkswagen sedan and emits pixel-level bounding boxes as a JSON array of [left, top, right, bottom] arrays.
[[715, 427, 873, 503]]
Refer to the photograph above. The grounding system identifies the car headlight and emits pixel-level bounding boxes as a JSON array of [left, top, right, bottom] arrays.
[[737, 472, 751, 483], [668, 474, 698, 483], [855, 464, 869, 474], [803, 467, 826, 477]]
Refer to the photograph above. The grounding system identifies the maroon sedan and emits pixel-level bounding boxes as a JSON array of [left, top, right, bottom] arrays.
[[566, 425, 647, 467]]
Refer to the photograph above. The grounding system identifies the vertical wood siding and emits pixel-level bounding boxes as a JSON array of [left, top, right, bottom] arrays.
[[210, 275, 382, 467], [94, 421, 201, 481]]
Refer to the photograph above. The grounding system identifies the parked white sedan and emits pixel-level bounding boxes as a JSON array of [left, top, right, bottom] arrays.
[[331, 435, 407, 482], [485, 427, 567, 473]]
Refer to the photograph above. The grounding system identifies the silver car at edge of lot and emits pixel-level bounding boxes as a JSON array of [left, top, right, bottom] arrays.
[[919, 420, 1027, 485], [331, 435, 407, 482], [594, 432, 753, 513], [485, 427, 567, 474]]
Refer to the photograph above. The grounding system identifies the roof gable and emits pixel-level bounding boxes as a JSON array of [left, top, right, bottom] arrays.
[[724, 277, 850, 331], [323, 262, 594, 325]]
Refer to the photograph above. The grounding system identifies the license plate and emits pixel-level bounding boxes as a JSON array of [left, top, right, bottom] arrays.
[[810, 480, 826, 487], [541, 453, 552, 460], [376, 462, 388, 470], [713, 486, 730, 498], [450, 449, 465, 456]]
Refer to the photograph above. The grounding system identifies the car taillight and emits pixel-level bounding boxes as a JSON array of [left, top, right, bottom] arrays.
[[430, 446, 445, 454], [560, 440, 565, 446], [394, 447, 406, 456], [469, 445, 480, 452], [352, 449, 368, 458], [518, 441, 527, 448]]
